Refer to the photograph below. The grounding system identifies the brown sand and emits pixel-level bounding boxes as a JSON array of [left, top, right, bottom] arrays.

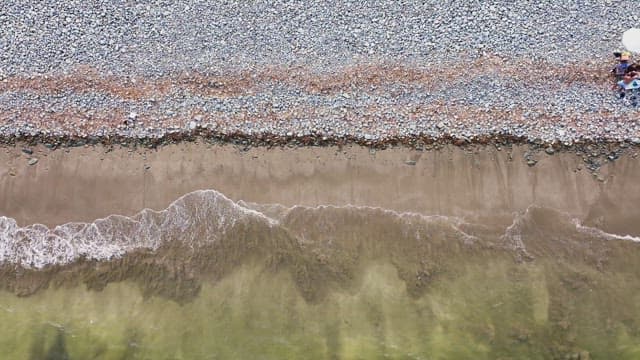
[[1, 143, 639, 235]]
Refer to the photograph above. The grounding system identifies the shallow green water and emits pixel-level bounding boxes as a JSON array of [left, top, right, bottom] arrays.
[[2, 192, 640, 359], [2, 258, 639, 360]]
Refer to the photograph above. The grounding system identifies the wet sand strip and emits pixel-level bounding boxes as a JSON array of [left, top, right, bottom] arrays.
[[1, 142, 639, 236]]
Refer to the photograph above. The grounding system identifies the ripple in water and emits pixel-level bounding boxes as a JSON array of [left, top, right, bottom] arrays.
[[1, 190, 640, 358]]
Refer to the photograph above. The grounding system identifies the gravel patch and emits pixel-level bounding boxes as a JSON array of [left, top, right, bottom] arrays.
[[1, 1, 636, 76], [0, 1, 638, 145]]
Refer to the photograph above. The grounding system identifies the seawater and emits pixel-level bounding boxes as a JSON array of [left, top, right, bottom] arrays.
[[1, 190, 640, 359]]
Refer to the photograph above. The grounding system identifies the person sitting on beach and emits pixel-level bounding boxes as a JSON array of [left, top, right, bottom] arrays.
[[612, 52, 631, 81], [626, 63, 640, 77], [614, 72, 640, 105]]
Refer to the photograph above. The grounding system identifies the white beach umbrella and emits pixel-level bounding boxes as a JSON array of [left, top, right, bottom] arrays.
[[622, 28, 640, 53]]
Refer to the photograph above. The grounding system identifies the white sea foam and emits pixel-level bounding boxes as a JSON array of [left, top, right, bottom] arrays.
[[277, 203, 484, 246], [3, 193, 638, 270], [573, 220, 640, 243], [0, 190, 275, 269], [499, 205, 640, 262], [499, 206, 533, 258]]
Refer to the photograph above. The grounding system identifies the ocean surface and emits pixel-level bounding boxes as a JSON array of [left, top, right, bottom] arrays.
[[1, 189, 640, 359]]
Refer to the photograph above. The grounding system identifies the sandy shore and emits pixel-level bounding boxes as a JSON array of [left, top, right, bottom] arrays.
[[3, 3, 640, 358], [1, 142, 639, 235], [1, 141, 640, 360]]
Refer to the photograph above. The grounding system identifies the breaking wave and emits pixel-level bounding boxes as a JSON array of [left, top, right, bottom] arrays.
[[0, 190, 638, 270], [0, 190, 274, 269]]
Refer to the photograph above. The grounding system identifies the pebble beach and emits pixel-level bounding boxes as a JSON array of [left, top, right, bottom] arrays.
[[4, 4, 640, 359], [1, 1, 639, 146]]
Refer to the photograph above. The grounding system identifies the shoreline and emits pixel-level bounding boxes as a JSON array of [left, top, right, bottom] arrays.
[[2, 131, 639, 176], [3, 129, 640, 158], [2, 141, 639, 236], [4, 129, 640, 146]]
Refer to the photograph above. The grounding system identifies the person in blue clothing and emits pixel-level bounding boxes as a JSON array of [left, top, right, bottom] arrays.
[[612, 51, 632, 81], [614, 72, 640, 106]]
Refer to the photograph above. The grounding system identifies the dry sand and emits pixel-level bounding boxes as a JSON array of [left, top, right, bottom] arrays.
[[1, 143, 639, 236]]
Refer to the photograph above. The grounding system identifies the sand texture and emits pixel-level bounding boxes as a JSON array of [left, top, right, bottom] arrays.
[[1, 143, 638, 236]]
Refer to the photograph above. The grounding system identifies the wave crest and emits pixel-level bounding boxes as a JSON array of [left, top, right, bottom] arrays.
[[1, 191, 638, 270], [0, 190, 273, 268]]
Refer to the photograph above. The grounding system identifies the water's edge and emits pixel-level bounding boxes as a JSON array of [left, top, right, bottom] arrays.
[[1, 144, 639, 359]]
